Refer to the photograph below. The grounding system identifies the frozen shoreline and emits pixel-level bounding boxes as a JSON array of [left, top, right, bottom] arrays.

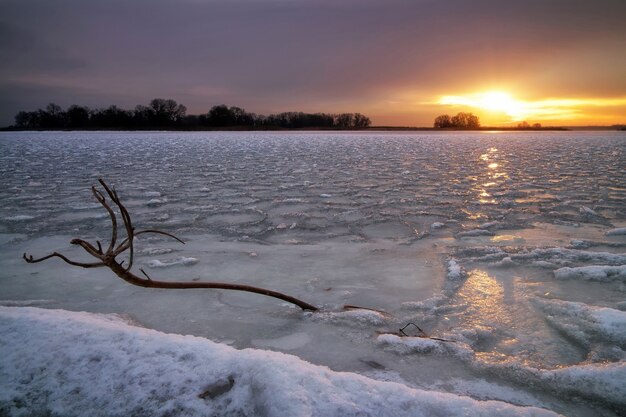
[[0, 306, 562, 417]]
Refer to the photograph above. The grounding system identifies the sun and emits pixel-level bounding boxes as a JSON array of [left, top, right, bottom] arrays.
[[477, 92, 523, 116], [439, 91, 528, 121]]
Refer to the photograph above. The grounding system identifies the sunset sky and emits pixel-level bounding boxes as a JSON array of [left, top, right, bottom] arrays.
[[1, 0, 625, 127]]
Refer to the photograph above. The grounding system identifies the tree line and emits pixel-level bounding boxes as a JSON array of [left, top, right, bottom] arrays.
[[433, 112, 480, 128], [516, 121, 542, 129], [12, 99, 371, 130], [434, 113, 551, 130]]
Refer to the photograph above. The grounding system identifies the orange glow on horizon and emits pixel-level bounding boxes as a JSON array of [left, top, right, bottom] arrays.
[[437, 91, 626, 125]]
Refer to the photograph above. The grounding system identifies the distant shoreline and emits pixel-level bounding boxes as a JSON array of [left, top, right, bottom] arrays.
[[2, 126, 626, 132]]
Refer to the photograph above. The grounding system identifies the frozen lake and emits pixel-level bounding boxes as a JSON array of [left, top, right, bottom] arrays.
[[1, 131, 625, 416]]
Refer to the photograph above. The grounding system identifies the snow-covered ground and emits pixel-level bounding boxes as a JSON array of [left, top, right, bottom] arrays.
[[0, 307, 564, 417], [1, 131, 625, 416]]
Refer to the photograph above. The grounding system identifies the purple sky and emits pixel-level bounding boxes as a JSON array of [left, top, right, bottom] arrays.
[[1, 0, 625, 126]]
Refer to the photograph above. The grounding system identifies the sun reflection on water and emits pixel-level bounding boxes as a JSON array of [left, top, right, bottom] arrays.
[[454, 270, 518, 358], [491, 234, 523, 242], [459, 270, 507, 320], [456, 269, 520, 330], [468, 147, 510, 209]]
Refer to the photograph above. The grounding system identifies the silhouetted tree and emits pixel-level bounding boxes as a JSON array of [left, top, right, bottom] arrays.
[[206, 105, 234, 127], [14, 111, 41, 129], [450, 112, 480, 128], [132, 105, 154, 129], [44, 103, 65, 126], [517, 121, 543, 129], [91, 106, 132, 129], [13, 103, 69, 129], [434, 112, 480, 128], [66, 105, 91, 129], [149, 98, 187, 127], [335, 113, 354, 129], [434, 114, 452, 128], [353, 113, 371, 128]]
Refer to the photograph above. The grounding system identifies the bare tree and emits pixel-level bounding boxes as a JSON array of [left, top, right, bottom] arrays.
[[23, 180, 318, 311], [434, 114, 452, 128]]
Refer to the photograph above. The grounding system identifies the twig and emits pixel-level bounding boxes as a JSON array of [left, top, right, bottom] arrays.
[[399, 322, 427, 337], [343, 304, 393, 318]]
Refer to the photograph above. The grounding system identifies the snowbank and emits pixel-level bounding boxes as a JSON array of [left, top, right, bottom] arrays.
[[0, 307, 561, 417]]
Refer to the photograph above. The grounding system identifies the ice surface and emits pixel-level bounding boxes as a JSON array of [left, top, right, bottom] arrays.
[[1, 130, 625, 416], [252, 331, 312, 350]]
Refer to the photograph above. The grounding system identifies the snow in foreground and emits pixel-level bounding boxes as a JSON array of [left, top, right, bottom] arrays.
[[0, 307, 560, 417]]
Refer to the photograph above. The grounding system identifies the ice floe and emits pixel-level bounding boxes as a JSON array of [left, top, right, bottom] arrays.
[[457, 229, 495, 238], [146, 257, 199, 268], [3, 214, 35, 221], [377, 334, 474, 360], [606, 227, 626, 236], [445, 258, 465, 281], [531, 297, 626, 347], [310, 308, 391, 328], [463, 247, 626, 268], [137, 247, 176, 256], [553, 265, 626, 282]]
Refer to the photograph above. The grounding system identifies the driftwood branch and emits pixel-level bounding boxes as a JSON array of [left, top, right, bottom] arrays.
[[24, 179, 318, 311]]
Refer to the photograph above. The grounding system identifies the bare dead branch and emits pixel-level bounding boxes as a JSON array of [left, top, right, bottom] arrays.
[[106, 259, 318, 310], [70, 238, 103, 259], [23, 179, 319, 311], [92, 186, 117, 253], [23, 252, 105, 268], [134, 230, 186, 244]]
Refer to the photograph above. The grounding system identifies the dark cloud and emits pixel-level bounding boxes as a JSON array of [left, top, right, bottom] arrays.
[[1, 0, 625, 125]]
